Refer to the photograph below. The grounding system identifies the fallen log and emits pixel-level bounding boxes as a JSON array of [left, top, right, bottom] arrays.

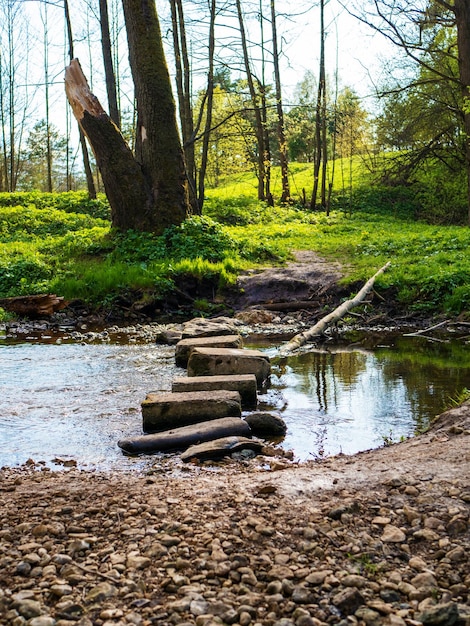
[[278, 262, 391, 356], [0, 294, 67, 317], [118, 416, 251, 455]]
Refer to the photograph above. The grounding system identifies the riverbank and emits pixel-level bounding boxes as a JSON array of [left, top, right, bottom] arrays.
[[1, 401, 469, 626]]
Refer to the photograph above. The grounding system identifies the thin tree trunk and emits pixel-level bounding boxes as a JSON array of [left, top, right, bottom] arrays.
[[99, 0, 120, 127], [170, 0, 197, 212], [197, 0, 216, 212], [320, 79, 328, 212], [270, 0, 290, 203], [64, 0, 96, 199], [310, 0, 325, 210], [236, 0, 266, 201]]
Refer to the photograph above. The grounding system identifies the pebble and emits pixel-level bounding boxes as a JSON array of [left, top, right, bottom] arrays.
[[0, 450, 468, 626]]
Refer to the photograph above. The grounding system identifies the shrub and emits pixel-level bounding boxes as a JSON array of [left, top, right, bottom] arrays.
[[163, 216, 233, 262]]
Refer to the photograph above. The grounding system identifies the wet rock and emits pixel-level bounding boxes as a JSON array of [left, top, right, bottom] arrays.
[[181, 436, 263, 463], [243, 412, 287, 437]]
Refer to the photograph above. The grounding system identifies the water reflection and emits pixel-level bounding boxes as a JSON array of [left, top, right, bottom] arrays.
[[1, 334, 469, 468], [268, 335, 470, 460]]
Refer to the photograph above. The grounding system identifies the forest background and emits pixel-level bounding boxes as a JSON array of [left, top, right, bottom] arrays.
[[1, 0, 470, 321]]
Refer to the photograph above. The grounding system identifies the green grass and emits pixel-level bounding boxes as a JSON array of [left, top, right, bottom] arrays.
[[1, 161, 470, 318]]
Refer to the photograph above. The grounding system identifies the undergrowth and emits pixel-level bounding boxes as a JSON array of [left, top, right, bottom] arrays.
[[1, 180, 470, 317]]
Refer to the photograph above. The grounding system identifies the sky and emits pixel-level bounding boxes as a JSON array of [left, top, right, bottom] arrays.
[[19, 0, 398, 140]]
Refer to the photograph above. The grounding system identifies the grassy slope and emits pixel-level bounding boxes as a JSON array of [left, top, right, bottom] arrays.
[[1, 160, 470, 320]]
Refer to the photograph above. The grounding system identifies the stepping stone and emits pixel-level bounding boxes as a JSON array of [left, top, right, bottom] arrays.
[[172, 374, 258, 409], [182, 317, 240, 339], [244, 411, 287, 436], [141, 390, 241, 433], [175, 335, 242, 367], [187, 347, 271, 388], [181, 436, 263, 463], [118, 417, 251, 454]]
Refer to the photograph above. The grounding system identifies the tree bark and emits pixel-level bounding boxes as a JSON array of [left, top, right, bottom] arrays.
[[99, 0, 120, 128], [236, 0, 267, 202], [310, 0, 326, 211], [122, 0, 189, 232], [270, 0, 290, 203], [64, 0, 96, 199], [197, 0, 216, 212], [279, 262, 391, 356], [453, 0, 470, 224], [170, 0, 198, 211], [65, 59, 150, 230]]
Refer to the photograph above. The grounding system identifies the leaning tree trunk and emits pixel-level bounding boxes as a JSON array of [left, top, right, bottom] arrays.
[[65, 59, 150, 230]]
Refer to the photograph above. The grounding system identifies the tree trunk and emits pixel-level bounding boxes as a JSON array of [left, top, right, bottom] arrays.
[[270, 0, 290, 203], [121, 0, 189, 232], [454, 0, 470, 224], [65, 59, 149, 229], [236, 0, 267, 202], [64, 0, 96, 199], [170, 0, 198, 212], [197, 0, 216, 213], [310, 0, 325, 210], [99, 0, 120, 128], [279, 262, 391, 356]]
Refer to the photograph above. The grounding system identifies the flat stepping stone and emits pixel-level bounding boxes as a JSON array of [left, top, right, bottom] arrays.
[[187, 347, 271, 388], [175, 335, 242, 367], [181, 436, 263, 462], [141, 390, 241, 433], [182, 317, 240, 339], [118, 417, 251, 454], [172, 374, 257, 409]]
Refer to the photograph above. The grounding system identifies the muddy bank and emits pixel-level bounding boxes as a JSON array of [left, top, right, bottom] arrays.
[[1, 251, 441, 343]]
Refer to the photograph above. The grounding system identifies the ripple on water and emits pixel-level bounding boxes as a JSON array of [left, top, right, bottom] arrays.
[[1, 335, 470, 470]]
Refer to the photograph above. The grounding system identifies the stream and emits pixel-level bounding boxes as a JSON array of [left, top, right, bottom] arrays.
[[1, 330, 469, 470]]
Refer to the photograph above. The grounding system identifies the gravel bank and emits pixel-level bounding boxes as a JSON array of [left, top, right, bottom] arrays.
[[1, 401, 469, 626]]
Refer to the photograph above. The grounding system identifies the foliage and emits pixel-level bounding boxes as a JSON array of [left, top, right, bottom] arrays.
[[162, 216, 234, 262], [194, 86, 255, 187], [0, 192, 110, 220], [1, 176, 470, 317]]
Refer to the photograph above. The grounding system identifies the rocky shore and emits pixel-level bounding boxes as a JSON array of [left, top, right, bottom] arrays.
[[1, 400, 469, 626]]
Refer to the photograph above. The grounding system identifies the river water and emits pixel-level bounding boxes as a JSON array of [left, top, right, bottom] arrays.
[[1, 332, 469, 470]]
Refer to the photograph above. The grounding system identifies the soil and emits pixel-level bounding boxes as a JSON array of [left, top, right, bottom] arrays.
[[1, 252, 469, 626]]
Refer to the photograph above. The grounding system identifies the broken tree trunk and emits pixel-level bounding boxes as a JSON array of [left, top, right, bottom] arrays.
[[278, 262, 391, 356], [65, 59, 150, 231]]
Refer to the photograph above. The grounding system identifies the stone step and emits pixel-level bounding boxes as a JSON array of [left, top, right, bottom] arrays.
[[187, 347, 271, 388], [118, 417, 251, 455], [182, 317, 240, 339], [181, 436, 263, 463], [172, 374, 258, 409], [141, 390, 241, 433], [175, 334, 242, 368]]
